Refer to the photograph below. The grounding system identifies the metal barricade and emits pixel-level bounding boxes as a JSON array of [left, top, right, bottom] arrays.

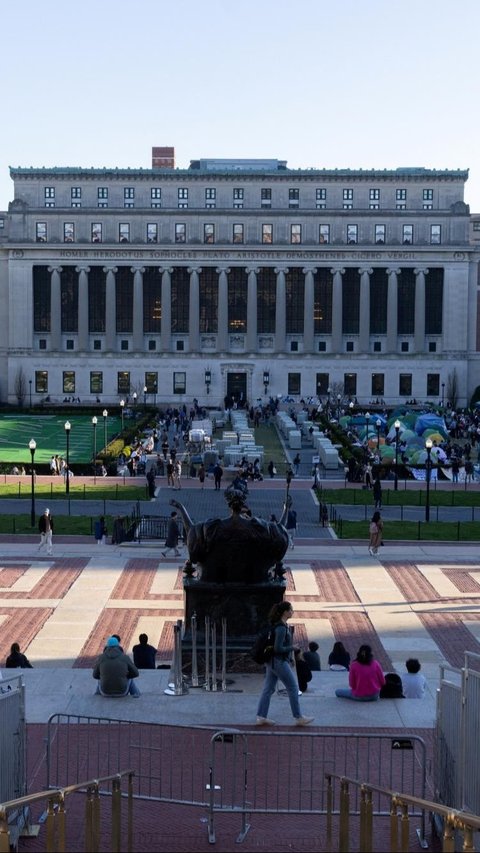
[[0, 675, 28, 846]]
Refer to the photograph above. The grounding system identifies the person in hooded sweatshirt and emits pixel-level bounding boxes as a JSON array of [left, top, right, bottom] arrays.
[[92, 636, 140, 697]]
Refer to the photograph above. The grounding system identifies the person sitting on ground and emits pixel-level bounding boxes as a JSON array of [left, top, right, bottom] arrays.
[[93, 636, 140, 697], [5, 642, 33, 668], [379, 672, 404, 698], [402, 658, 427, 698], [335, 644, 385, 702], [294, 648, 313, 693], [303, 641, 321, 671], [328, 640, 351, 671], [132, 633, 157, 669]]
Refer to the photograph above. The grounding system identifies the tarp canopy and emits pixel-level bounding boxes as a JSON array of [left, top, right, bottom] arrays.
[[415, 414, 448, 437]]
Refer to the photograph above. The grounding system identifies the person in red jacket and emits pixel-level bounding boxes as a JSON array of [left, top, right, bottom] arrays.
[[335, 644, 385, 701]]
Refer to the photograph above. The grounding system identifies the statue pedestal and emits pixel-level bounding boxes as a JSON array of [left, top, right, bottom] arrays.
[[182, 579, 286, 645]]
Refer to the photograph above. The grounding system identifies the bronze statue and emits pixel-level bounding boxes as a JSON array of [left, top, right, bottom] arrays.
[[170, 486, 290, 584]]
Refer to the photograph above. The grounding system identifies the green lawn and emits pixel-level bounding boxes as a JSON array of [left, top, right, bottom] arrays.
[[0, 482, 147, 500], [0, 414, 122, 464], [317, 486, 480, 508], [0, 514, 116, 535]]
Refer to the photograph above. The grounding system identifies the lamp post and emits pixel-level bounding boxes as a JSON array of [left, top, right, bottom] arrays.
[[425, 438, 433, 522], [263, 370, 270, 395], [133, 391, 137, 407], [143, 385, 147, 407], [29, 379, 32, 409], [327, 386, 331, 417], [349, 400, 354, 427], [394, 418, 401, 491], [92, 416, 97, 483], [205, 370, 212, 395], [29, 438, 36, 527], [120, 399, 125, 432], [376, 418, 382, 453], [441, 383, 445, 407], [365, 411, 370, 443], [64, 421, 71, 495], [337, 394, 341, 421], [103, 409, 108, 452]]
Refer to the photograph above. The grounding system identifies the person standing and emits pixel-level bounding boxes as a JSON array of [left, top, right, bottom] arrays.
[[198, 464, 206, 489], [213, 461, 223, 490], [293, 453, 301, 476], [373, 477, 382, 509], [256, 601, 314, 726], [146, 466, 156, 499], [335, 644, 385, 701], [368, 510, 383, 556], [132, 633, 157, 669], [94, 515, 108, 545], [267, 460, 276, 479], [38, 508, 54, 556], [162, 511, 181, 557]]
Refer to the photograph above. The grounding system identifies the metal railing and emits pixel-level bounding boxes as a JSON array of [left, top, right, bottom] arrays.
[[0, 770, 134, 853], [325, 771, 480, 852]]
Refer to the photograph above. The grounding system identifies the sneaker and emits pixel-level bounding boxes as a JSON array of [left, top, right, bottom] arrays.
[[255, 716, 276, 726], [295, 716, 315, 726], [368, 548, 373, 556], [161, 552, 167, 557]]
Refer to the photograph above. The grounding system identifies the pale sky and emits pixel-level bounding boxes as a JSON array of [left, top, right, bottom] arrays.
[[2, 0, 480, 210]]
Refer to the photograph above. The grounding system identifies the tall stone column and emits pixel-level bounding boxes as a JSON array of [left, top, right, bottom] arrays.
[[216, 267, 229, 352], [414, 267, 429, 353], [303, 267, 316, 353], [76, 266, 90, 351], [160, 267, 172, 353], [188, 267, 201, 352], [359, 268, 373, 352], [48, 266, 62, 351], [103, 266, 117, 351], [274, 267, 288, 353], [386, 268, 400, 353], [330, 267, 345, 353], [131, 266, 145, 351], [246, 267, 259, 352]]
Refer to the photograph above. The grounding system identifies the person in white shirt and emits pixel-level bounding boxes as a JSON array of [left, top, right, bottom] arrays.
[[402, 658, 427, 698]]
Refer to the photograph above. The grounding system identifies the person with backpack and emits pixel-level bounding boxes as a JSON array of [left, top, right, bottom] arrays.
[[255, 601, 314, 727]]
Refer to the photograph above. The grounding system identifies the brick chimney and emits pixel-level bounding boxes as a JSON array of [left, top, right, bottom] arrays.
[[152, 147, 175, 169]]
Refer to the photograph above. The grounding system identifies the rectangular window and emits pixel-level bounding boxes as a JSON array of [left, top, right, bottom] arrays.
[[375, 224, 385, 244], [343, 189, 353, 200], [316, 188, 326, 201], [64, 222, 74, 242], [124, 202, 134, 209], [173, 371, 186, 394], [399, 374, 412, 396], [396, 189, 407, 201], [396, 203, 406, 210], [233, 188, 244, 200], [344, 373, 357, 397], [98, 202, 108, 208], [319, 224, 330, 244], [39, 339, 47, 349], [205, 188, 216, 200], [117, 371, 131, 394], [63, 371, 75, 393], [316, 373, 329, 395], [98, 187, 108, 200], [346, 341, 354, 352], [261, 188, 271, 207], [373, 341, 381, 352], [318, 341, 326, 351], [289, 188, 299, 207], [71, 187, 81, 199], [147, 223, 158, 243], [90, 371, 103, 393], [288, 372, 301, 395], [423, 189, 433, 201], [148, 340, 156, 351], [145, 371, 158, 394], [124, 188, 135, 200], [44, 187, 55, 199], [369, 189, 380, 200], [204, 223, 215, 244], [178, 188, 188, 200], [45, 202, 55, 208], [430, 225, 441, 244], [91, 223, 102, 243], [36, 222, 47, 242], [423, 204, 433, 210], [151, 188, 161, 199], [35, 370, 48, 393], [347, 224, 358, 244], [175, 223, 186, 243], [262, 224, 273, 244], [93, 339, 101, 350], [429, 341, 437, 353], [369, 204, 379, 210], [178, 202, 188, 209], [343, 203, 353, 210], [119, 223, 130, 243], [371, 373, 384, 396], [473, 221, 480, 231], [233, 224, 244, 244], [176, 340, 184, 351], [290, 224, 301, 244], [402, 224, 413, 244], [71, 202, 81, 208], [427, 373, 440, 397], [120, 339, 129, 351], [401, 341, 409, 353]]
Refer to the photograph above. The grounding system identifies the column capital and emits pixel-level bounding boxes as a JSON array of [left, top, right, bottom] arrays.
[[216, 267, 231, 275], [414, 267, 429, 276], [130, 266, 146, 275], [48, 265, 63, 274], [386, 268, 401, 276], [330, 267, 345, 276], [159, 267, 174, 275], [246, 267, 260, 275], [274, 267, 289, 275], [187, 267, 202, 275], [75, 266, 90, 274], [302, 267, 318, 275], [103, 266, 118, 274], [359, 267, 373, 276]]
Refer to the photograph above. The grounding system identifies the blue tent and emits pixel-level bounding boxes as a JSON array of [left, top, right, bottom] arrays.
[[415, 413, 448, 438]]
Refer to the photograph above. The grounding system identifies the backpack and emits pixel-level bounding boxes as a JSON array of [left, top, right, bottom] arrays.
[[251, 624, 276, 665]]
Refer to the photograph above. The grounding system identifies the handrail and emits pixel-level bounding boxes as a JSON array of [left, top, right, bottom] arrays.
[[0, 769, 135, 853], [325, 771, 480, 852]]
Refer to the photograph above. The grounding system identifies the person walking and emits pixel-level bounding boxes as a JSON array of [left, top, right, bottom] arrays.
[[256, 601, 314, 726], [198, 464, 206, 489], [38, 508, 54, 556], [368, 510, 383, 556], [285, 506, 297, 549], [213, 461, 223, 490], [267, 460, 276, 479], [293, 453, 301, 476], [335, 644, 385, 701], [162, 511, 182, 557], [373, 477, 382, 509]]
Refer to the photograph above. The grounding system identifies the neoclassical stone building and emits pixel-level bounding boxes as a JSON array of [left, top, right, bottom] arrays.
[[0, 148, 478, 408]]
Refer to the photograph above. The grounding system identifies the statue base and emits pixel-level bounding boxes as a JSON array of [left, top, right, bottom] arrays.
[[182, 579, 286, 643]]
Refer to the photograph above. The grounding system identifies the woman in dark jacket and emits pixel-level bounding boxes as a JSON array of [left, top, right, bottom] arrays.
[[328, 641, 351, 671], [6, 642, 33, 668]]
